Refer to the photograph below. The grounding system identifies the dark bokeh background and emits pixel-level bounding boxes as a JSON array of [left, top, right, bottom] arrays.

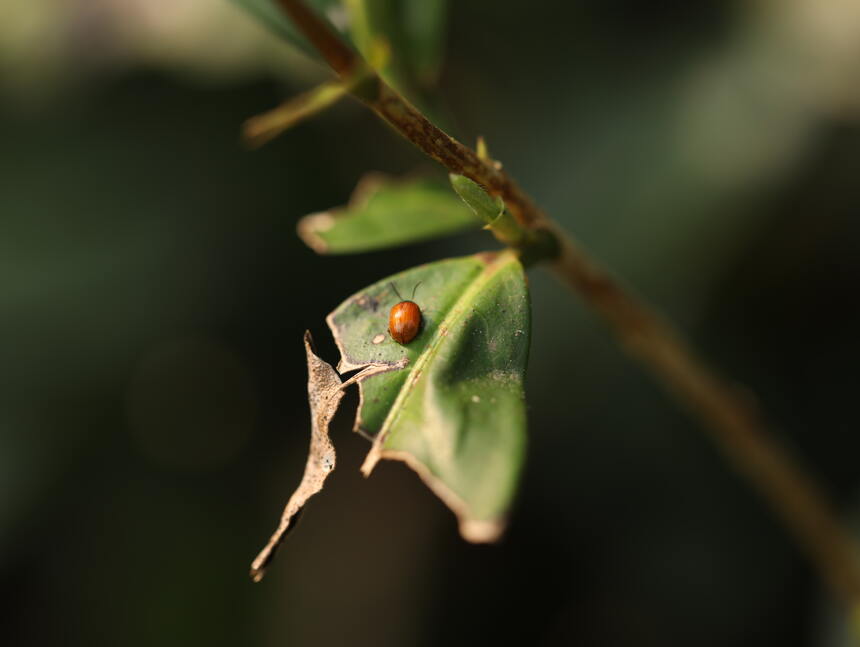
[[3, 1, 860, 645]]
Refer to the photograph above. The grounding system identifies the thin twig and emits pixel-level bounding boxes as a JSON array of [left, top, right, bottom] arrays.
[[275, 0, 860, 615]]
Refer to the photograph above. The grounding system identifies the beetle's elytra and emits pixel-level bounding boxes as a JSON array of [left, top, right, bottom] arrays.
[[389, 300, 421, 344], [388, 282, 422, 344]]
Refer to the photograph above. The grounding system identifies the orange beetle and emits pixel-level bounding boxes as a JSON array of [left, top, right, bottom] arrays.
[[388, 282, 422, 344]]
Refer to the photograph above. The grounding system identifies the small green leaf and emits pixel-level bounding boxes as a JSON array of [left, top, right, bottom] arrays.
[[230, 0, 347, 59], [450, 173, 525, 246], [450, 174, 559, 262], [298, 174, 482, 254], [328, 250, 530, 540], [449, 173, 504, 223]]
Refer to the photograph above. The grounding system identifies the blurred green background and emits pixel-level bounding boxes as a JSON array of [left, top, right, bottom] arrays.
[[3, 1, 860, 645]]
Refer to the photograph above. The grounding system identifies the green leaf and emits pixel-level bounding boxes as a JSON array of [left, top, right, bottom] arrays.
[[450, 173, 527, 245], [233, 0, 448, 101], [450, 174, 561, 262], [298, 174, 482, 254], [345, 0, 448, 91], [401, 0, 447, 84], [449, 173, 504, 223], [230, 0, 347, 59], [327, 250, 530, 540]]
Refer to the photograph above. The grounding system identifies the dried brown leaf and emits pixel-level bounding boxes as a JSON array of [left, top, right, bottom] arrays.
[[249, 331, 344, 582]]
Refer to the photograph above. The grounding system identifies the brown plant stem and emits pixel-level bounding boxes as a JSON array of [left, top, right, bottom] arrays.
[[276, 0, 860, 614]]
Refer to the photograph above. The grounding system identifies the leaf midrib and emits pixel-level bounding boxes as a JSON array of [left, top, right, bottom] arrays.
[[377, 250, 517, 444]]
